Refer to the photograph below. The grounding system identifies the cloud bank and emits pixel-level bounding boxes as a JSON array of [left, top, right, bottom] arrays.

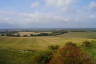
[[0, 0, 96, 28]]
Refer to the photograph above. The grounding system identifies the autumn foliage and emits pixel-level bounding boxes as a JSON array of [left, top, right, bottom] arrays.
[[48, 42, 94, 64]]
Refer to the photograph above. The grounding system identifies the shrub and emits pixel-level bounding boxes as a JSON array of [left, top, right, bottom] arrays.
[[65, 42, 77, 47], [82, 41, 92, 47], [48, 42, 94, 64], [48, 45, 59, 51]]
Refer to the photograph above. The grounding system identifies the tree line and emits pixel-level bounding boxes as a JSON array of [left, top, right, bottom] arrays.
[[0, 30, 68, 37]]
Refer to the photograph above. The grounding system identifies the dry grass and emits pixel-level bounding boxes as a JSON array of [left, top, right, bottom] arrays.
[[0, 32, 96, 50]]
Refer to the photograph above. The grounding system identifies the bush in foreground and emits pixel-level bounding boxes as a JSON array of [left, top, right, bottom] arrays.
[[82, 41, 92, 47], [48, 42, 95, 64], [48, 45, 59, 52]]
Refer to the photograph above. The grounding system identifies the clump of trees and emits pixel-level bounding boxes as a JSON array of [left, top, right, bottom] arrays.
[[0, 31, 21, 37], [0, 30, 69, 37], [0, 34, 5, 36], [30, 33, 49, 36], [30, 31, 68, 37], [48, 42, 94, 64], [38, 33, 49, 36], [6, 33, 21, 37], [51, 30, 68, 36], [23, 35, 28, 37]]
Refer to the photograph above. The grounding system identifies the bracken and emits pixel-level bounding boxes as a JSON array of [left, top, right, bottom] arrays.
[[48, 42, 95, 64]]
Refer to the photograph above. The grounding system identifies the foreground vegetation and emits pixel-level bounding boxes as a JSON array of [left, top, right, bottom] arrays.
[[49, 42, 95, 64], [0, 41, 96, 64], [0, 32, 96, 64]]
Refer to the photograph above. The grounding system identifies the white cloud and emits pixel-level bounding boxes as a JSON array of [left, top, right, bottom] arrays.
[[45, 0, 74, 7], [44, 0, 77, 11], [89, 14, 96, 19], [31, 2, 40, 8], [89, 1, 96, 8], [0, 11, 70, 27], [0, 0, 96, 28], [0, 7, 96, 28]]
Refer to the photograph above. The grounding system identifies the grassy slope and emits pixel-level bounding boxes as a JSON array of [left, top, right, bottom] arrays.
[[0, 32, 96, 50], [0, 32, 96, 64]]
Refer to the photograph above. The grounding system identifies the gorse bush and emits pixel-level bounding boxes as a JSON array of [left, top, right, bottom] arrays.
[[82, 41, 92, 47], [48, 45, 59, 51], [48, 42, 95, 64]]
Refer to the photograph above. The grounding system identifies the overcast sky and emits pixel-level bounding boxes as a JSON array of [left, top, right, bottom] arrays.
[[0, 0, 96, 29]]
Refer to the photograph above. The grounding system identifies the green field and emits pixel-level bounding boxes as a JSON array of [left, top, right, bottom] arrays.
[[0, 32, 96, 50], [0, 32, 96, 64]]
